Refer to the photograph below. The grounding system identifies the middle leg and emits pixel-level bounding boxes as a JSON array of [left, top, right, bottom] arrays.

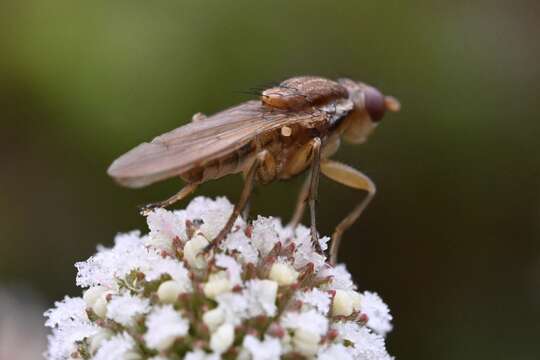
[[307, 137, 322, 253], [285, 137, 323, 253]]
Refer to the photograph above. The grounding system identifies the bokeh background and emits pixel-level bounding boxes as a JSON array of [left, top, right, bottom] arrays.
[[1, 0, 539, 359]]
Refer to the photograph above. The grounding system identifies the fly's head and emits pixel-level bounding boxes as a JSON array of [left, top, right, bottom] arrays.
[[338, 78, 400, 144]]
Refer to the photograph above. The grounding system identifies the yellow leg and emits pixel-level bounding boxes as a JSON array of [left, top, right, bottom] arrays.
[[140, 182, 199, 215], [320, 160, 376, 265]]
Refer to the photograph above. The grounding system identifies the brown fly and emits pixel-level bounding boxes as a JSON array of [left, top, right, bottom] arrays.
[[108, 76, 400, 264]]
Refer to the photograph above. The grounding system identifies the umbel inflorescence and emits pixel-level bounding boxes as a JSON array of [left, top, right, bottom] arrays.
[[45, 197, 393, 360]]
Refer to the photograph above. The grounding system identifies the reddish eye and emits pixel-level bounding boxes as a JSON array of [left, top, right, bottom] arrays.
[[364, 87, 386, 122]]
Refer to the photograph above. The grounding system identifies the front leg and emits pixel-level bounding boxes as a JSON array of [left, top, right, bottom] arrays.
[[205, 150, 272, 252], [139, 182, 199, 215], [320, 160, 376, 265], [288, 174, 311, 229]]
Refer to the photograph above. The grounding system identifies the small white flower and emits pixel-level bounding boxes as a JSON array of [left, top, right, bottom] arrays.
[[157, 280, 186, 303], [281, 309, 328, 337], [144, 305, 189, 351], [44, 297, 99, 360], [317, 344, 354, 360], [44, 296, 88, 328], [251, 216, 281, 256], [215, 254, 243, 286], [361, 291, 393, 336], [210, 323, 235, 354], [298, 288, 331, 314], [220, 230, 258, 263], [321, 264, 356, 291], [291, 225, 328, 270], [332, 289, 354, 317], [146, 208, 184, 250], [186, 197, 237, 239], [107, 293, 150, 326], [92, 333, 142, 360], [93, 332, 140, 360], [268, 262, 299, 286], [243, 335, 282, 360], [245, 279, 278, 317], [216, 292, 249, 325], [334, 322, 392, 360], [75, 231, 145, 288], [145, 256, 191, 286], [184, 233, 210, 269], [204, 271, 233, 299]]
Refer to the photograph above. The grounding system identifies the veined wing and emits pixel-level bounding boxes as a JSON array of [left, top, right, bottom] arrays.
[[107, 100, 338, 188]]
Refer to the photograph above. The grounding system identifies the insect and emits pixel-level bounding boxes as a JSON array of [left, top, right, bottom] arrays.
[[108, 76, 400, 264]]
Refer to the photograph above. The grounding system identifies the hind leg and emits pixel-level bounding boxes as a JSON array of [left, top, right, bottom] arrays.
[[320, 160, 376, 265]]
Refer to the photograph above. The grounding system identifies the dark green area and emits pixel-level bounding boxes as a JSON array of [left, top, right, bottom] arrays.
[[1, 1, 539, 358]]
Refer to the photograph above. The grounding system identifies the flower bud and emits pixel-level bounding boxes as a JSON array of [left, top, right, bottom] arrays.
[[210, 323, 235, 354], [332, 289, 353, 317], [293, 328, 320, 357], [157, 280, 185, 303], [183, 234, 209, 269], [203, 307, 225, 332], [83, 286, 107, 307], [269, 263, 299, 286], [203, 271, 232, 299], [92, 294, 109, 318]]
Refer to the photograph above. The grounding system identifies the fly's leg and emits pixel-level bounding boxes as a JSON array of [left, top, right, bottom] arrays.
[[205, 150, 272, 252], [288, 174, 311, 229], [283, 137, 323, 253], [242, 199, 251, 221], [320, 160, 376, 265], [140, 182, 199, 215], [307, 138, 322, 253]]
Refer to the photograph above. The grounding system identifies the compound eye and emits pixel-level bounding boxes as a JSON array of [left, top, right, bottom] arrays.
[[364, 87, 386, 122]]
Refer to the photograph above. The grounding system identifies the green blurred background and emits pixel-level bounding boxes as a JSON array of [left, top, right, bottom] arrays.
[[1, 0, 539, 359]]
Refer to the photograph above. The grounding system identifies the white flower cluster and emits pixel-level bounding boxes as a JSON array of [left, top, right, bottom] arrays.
[[45, 197, 394, 360]]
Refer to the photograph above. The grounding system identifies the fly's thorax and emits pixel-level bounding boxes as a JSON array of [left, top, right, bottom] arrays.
[[261, 76, 348, 110]]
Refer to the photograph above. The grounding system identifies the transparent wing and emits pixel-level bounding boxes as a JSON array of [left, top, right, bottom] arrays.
[[107, 100, 331, 188]]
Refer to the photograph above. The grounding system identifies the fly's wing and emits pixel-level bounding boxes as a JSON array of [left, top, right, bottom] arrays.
[[107, 100, 340, 188]]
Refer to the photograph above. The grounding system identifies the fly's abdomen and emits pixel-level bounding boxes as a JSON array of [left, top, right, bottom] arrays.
[[180, 141, 257, 183]]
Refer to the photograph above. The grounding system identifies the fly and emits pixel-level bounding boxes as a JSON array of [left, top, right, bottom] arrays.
[[107, 76, 400, 264]]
